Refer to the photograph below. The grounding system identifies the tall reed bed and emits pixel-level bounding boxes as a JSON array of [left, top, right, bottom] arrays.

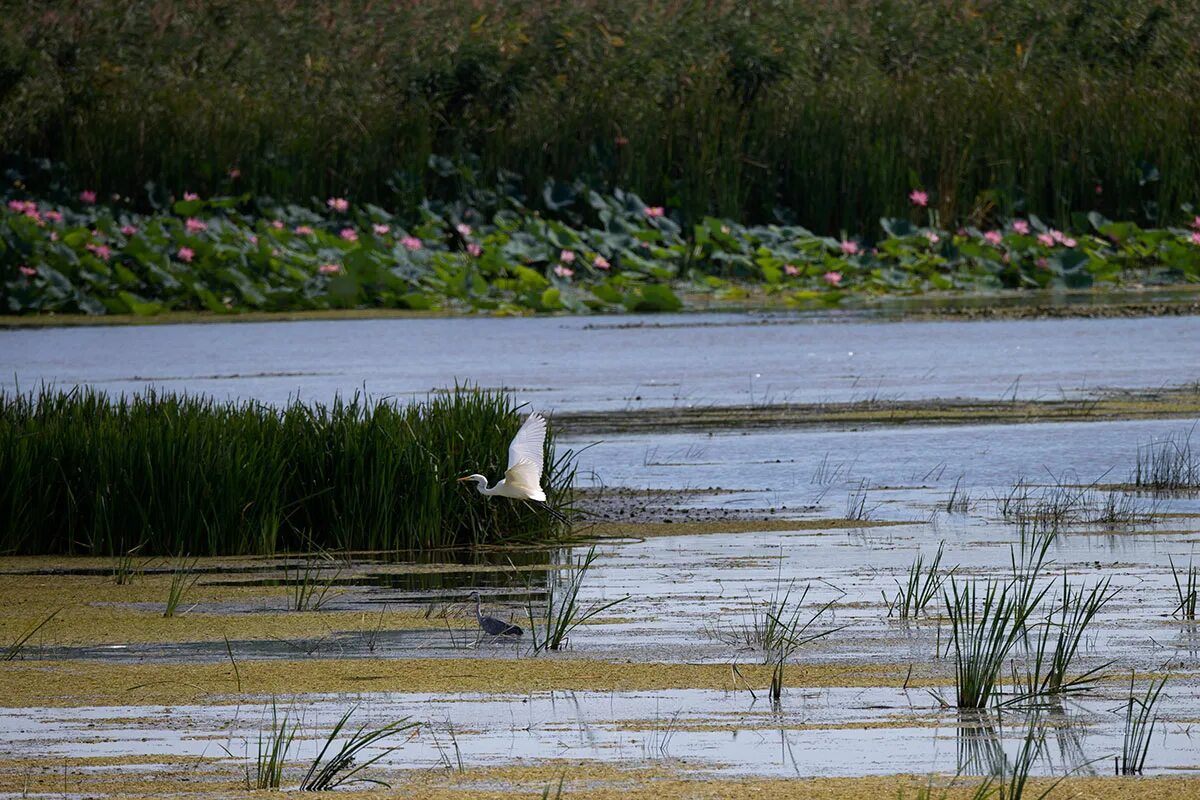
[[0, 386, 573, 555], [4, 1, 1200, 231]]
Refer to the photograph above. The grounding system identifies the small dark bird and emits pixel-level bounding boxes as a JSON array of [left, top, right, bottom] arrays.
[[468, 590, 522, 636]]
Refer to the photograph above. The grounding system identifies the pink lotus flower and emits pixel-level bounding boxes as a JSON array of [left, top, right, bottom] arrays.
[[327, 197, 349, 213], [228, 168, 241, 179], [615, 135, 629, 146], [554, 264, 574, 278], [1095, 183, 1103, 195], [1062, 237, 1077, 248], [19, 265, 35, 277], [86, 243, 112, 260], [644, 206, 665, 218], [339, 228, 358, 242], [177, 247, 195, 263], [924, 230, 940, 244], [1012, 220, 1030, 235], [559, 249, 576, 263], [79, 190, 96, 204], [839, 240, 859, 256], [7, 200, 27, 213], [295, 225, 315, 236], [183, 191, 199, 202], [1190, 232, 1200, 246], [593, 255, 610, 269], [823, 271, 843, 286], [23, 209, 43, 224], [1050, 229, 1066, 243], [1192, 216, 1200, 230], [318, 263, 341, 274], [45, 210, 63, 223], [455, 223, 472, 237], [467, 243, 483, 257], [909, 190, 928, 207], [401, 236, 422, 251], [1036, 258, 1049, 270], [248, 234, 258, 245], [49, 231, 58, 241], [120, 224, 137, 236], [984, 230, 1003, 245], [784, 264, 799, 276], [1037, 233, 1055, 247], [185, 217, 207, 233], [373, 223, 390, 235], [271, 220, 285, 230]]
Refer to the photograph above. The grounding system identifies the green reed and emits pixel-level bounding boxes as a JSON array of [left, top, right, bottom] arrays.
[[0, 386, 573, 555], [4, 1, 1200, 232]]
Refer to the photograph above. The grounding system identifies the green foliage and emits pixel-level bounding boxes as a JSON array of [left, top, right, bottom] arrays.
[[4, 190, 1199, 317], [0, 386, 574, 556], [3, 1, 1200, 231]]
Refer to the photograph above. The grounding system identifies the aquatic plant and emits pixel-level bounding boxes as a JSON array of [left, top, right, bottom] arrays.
[[163, 554, 200, 618], [4, 188, 1200, 318], [2, 608, 62, 661], [300, 706, 418, 790], [945, 577, 1047, 709], [112, 544, 148, 585], [286, 552, 341, 613], [5, 2, 1200, 233], [522, 546, 628, 653], [0, 385, 573, 556], [1118, 673, 1167, 775], [252, 702, 298, 791], [1134, 429, 1200, 491], [886, 542, 952, 621], [1170, 557, 1198, 619], [1008, 575, 1117, 704]]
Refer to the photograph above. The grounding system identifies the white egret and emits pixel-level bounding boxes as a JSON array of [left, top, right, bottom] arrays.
[[458, 411, 568, 522]]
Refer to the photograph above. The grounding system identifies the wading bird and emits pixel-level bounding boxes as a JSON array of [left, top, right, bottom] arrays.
[[458, 411, 568, 522], [468, 590, 522, 636]]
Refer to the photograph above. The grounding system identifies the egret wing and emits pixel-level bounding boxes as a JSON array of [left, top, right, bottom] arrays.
[[504, 413, 547, 500]]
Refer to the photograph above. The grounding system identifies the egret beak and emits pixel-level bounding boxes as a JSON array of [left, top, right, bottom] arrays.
[[456, 476, 471, 482]]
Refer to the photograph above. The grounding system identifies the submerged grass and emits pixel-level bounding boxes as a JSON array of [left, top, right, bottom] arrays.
[[0, 385, 573, 555]]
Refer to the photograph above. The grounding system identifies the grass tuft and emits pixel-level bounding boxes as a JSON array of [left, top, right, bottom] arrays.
[[523, 546, 627, 653]]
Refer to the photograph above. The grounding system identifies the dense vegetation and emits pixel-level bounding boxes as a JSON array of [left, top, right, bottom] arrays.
[[2, 0, 1198, 233], [0, 387, 573, 556], [4, 187, 1199, 316]]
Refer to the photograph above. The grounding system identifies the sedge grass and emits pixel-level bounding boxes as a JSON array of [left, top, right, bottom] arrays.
[[163, 554, 200, 618], [0, 385, 573, 556], [886, 542, 952, 621], [1118, 673, 1167, 775], [1170, 557, 1198, 619], [299, 706, 418, 791], [252, 702, 297, 791], [522, 546, 627, 653], [2, 607, 62, 661]]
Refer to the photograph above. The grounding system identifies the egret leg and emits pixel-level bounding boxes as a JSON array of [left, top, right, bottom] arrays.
[[537, 502, 570, 525]]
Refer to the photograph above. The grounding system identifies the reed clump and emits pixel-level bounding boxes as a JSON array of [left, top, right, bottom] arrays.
[[0, 385, 573, 555]]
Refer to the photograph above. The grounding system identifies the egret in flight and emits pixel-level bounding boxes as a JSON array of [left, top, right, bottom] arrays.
[[458, 412, 568, 522]]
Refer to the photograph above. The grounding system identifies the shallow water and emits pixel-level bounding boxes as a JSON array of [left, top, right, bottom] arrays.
[[3, 312, 1199, 411], [3, 311, 1200, 788]]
